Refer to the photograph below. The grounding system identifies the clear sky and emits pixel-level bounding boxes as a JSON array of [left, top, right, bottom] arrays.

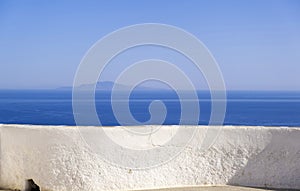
[[0, 0, 299, 90]]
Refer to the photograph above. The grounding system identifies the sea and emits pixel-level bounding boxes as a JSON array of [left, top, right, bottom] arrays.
[[0, 90, 299, 127]]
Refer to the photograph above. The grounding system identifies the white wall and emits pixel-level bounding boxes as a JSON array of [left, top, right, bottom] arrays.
[[0, 124, 299, 191]]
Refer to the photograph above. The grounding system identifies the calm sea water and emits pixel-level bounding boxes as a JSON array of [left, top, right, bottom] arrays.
[[0, 90, 299, 127]]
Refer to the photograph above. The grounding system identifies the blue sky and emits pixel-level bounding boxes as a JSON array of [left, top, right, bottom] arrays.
[[0, 0, 299, 90]]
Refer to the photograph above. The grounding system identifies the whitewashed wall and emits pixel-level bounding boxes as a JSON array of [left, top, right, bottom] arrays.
[[0, 124, 299, 191]]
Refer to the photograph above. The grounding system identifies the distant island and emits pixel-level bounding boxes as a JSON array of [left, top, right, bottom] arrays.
[[58, 81, 171, 91]]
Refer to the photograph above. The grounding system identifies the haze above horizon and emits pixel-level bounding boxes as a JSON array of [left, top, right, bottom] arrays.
[[0, 0, 299, 90]]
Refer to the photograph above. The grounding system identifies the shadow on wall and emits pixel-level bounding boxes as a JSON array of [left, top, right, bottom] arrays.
[[228, 129, 300, 190]]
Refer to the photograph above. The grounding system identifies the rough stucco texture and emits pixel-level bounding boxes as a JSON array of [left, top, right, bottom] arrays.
[[0, 124, 299, 191]]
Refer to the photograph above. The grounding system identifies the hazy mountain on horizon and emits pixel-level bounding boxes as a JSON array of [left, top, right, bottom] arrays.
[[58, 81, 170, 91]]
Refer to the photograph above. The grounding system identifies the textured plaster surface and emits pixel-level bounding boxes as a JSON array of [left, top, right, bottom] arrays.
[[0, 124, 299, 191]]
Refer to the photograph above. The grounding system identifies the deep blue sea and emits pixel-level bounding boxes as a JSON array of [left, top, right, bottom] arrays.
[[0, 90, 299, 127]]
